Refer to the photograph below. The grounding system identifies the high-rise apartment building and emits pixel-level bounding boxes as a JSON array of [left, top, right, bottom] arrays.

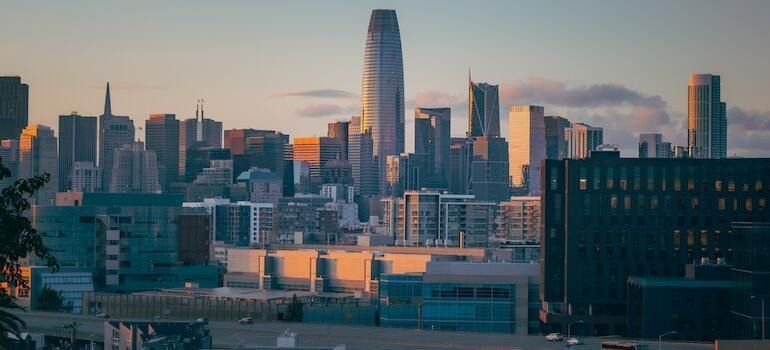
[[508, 105, 545, 194], [273, 196, 333, 244], [238, 130, 294, 197], [638, 133, 672, 158], [70, 161, 100, 192], [688, 74, 727, 159], [414, 107, 450, 189], [224, 128, 263, 156], [385, 153, 428, 197], [0, 139, 19, 188], [544, 116, 571, 160], [448, 138, 471, 195], [19, 124, 58, 204], [0, 76, 29, 140], [361, 9, 405, 195], [469, 136, 509, 202], [540, 151, 770, 335], [468, 74, 500, 138], [565, 122, 603, 159], [108, 142, 161, 194], [183, 198, 274, 247], [292, 137, 340, 193], [327, 121, 350, 161], [98, 83, 135, 190], [179, 104, 223, 179], [59, 113, 97, 192], [145, 113, 180, 190], [494, 196, 542, 243]]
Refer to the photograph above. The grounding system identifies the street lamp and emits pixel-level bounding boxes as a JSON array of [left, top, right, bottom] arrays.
[[658, 330, 677, 350], [752, 296, 765, 340], [568, 320, 584, 338]]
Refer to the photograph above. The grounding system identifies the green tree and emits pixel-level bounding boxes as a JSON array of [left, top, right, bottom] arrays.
[[36, 286, 65, 312], [0, 157, 58, 346]]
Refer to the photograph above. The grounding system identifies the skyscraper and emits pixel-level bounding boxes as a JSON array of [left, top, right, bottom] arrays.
[[109, 142, 161, 194], [0, 140, 19, 188], [58, 113, 97, 191], [19, 124, 58, 204], [468, 73, 500, 138], [146, 113, 180, 190], [544, 116, 571, 160], [292, 137, 340, 193], [241, 130, 294, 197], [225, 128, 263, 156], [565, 122, 603, 159], [361, 9, 405, 194], [414, 107, 451, 189], [98, 83, 135, 190], [349, 116, 379, 196], [508, 105, 545, 194], [469, 136, 509, 202], [688, 73, 727, 159], [0, 76, 29, 140], [448, 138, 471, 195], [327, 121, 350, 161], [638, 133, 672, 158], [179, 102, 223, 180]]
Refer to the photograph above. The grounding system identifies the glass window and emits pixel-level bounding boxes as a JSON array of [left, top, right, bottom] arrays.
[[610, 195, 618, 210], [756, 180, 763, 191], [715, 180, 722, 192], [674, 167, 681, 191], [607, 167, 614, 190], [661, 168, 667, 191], [624, 195, 631, 210], [579, 167, 587, 190], [651, 195, 659, 209], [550, 167, 558, 190], [634, 166, 641, 190], [746, 198, 753, 211], [593, 167, 601, 190], [620, 167, 628, 190], [647, 167, 654, 191], [719, 198, 726, 211]]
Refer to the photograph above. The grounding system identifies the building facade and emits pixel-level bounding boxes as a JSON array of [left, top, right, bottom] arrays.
[[293, 137, 340, 193], [145, 113, 180, 190], [638, 133, 672, 159], [0, 76, 29, 140], [19, 124, 58, 204], [361, 9, 405, 195], [495, 196, 542, 243], [688, 74, 727, 159], [508, 105, 545, 194], [468, 75, 500, 138], [544, 116, 570, 160], [469, 136, 509, 202], [71, 161, 101, 192], [540, 151, 770, 336], [414, 107, 451, 189], [58, 113, 97, 192], [327, 121, 350, 161], [108, 142, 161, 194], [98, 83, 135, 190], [730, 222, 770, 339], [565, 122, 603, 159]]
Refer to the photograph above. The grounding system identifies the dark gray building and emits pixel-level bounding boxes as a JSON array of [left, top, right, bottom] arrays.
[[239, 130, 294, 197], [541, 150, 770, 336], [415, 107, 450, 189], [469, 136, 509, 202], [98, 83, 135, 190], [146, 113, 180, 190], [327, 121, 350, 161], [0, 76, 29, 140], [544, 115, 570, 160], [448, 137, 471, 195], [468, 74, 500, 138], [59, 113, 97, 191], [179, 103, 223, 180], [731, 222, 770, 339]]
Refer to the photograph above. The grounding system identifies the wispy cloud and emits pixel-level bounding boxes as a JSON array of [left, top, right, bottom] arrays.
[[296, 103, 358, 118], [276, 89, 357, 99], [499, 77, 667, 109]]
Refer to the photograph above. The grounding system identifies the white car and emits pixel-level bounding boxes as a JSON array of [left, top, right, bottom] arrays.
[[238, 317, 254, 325], [545, 332, 564, 341], [96, 312, 110, 319], [566, 337, 582, 345]]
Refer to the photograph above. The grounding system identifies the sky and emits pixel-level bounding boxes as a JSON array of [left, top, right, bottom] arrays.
[[2, 0, 770, 156]]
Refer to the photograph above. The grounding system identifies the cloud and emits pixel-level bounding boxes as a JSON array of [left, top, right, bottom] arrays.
[[414, 91, 462, 108], [296, 103, 358, 118], [728, 107, 770, 156], [499, 77, 667, 109], [728, 107, 770, 132], [276, 89, 356, 99]]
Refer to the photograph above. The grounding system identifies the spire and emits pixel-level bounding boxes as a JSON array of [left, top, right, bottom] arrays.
[[104, 82, 112, 116]]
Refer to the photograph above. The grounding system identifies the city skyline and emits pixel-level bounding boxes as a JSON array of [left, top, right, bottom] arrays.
[[2, 1, 770, 157]]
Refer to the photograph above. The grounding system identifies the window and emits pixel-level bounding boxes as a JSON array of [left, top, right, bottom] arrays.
[[579, 167, 587, 190], [715, 180, 722, 192], [651, 195, 659, 209], [746, 198, 753, 211], [624, 195, 631, 210], [593, 167, 601, 190], [661, 168, 667, 191], [607, 168, 614, 190], [620, 167, 628, 190], [647, 167, 654, 191], [756, 180, 763, 191], [700, 230, 708, 246], [719, 198, 726, 211], [674, 167, 681, 191], [610, 195, 618, 210], [633, 167, 641, 190], [550, 167, 558, 190]]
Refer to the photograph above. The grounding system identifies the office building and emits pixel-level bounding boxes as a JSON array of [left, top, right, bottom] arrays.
[[448, 138, 471, 195], [71, 161, 100, 192], [379, 262, 540, 334], [31, 192, 218, 292], [273, 196, 333, 244], [293, 137, 340, 193], [179, 103, 223, 179], [565, 122, 603, 159], [108, 142, 161, 194], [224, 128, 264, 156], [178, 211, 211, 266], [638, 133, 672, 158], [414, 107, 450, 189], [184, 145, 230, 182], [145, 113, 180, 190], [469, 136, 509, 202], [239, 130, 294, 197], [98, 83, 135, 190], [508, 105, 545, 194], [540, 151, 770, 336], [235, 167, 283, 203], [385, 153, 428, 197], [468, 74, 500, 138], [495, 196, 542, 243], [58, 113, 97, 192], [0, 139, 19, 188], [544, 116, 571, 160], [730, 222, 770, 339], [688, 74, 727, 159], [0, 76, 29, 140], [361, 9, 405, 195], [327, 121, 350, 161], [19, 124, 58, 204], [385, 191, 496, 247], [322, 159, 354, 186], [183, 198, 274, 247], [349, 116, 379, 196]]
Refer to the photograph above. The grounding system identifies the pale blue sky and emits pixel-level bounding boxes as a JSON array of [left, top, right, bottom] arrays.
[[2, 0, 769, 155]]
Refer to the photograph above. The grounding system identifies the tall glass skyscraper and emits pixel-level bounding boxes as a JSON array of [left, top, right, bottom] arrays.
[[361, 9, 405, 194], [688, 74, 726, 159], [468, 73, 500, 138]]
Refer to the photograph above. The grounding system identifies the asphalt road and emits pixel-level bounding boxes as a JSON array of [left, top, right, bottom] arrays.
[[17, 311, 713, 350]]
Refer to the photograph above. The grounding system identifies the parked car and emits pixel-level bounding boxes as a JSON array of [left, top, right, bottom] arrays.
[[567, 337, 583, 345], [238, 317, 254, 325], [545, 333, 564, 341], [195, 317, 208, 323], [96, 312, 110, 319]]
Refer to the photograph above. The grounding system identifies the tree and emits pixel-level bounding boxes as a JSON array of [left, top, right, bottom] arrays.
[[0, 157, 58, 345], [284, 294, 303, 322], [36, 286, 65, 312]]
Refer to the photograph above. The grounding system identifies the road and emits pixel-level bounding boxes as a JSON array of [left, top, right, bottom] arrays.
[[17, 311, 713, 350]]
